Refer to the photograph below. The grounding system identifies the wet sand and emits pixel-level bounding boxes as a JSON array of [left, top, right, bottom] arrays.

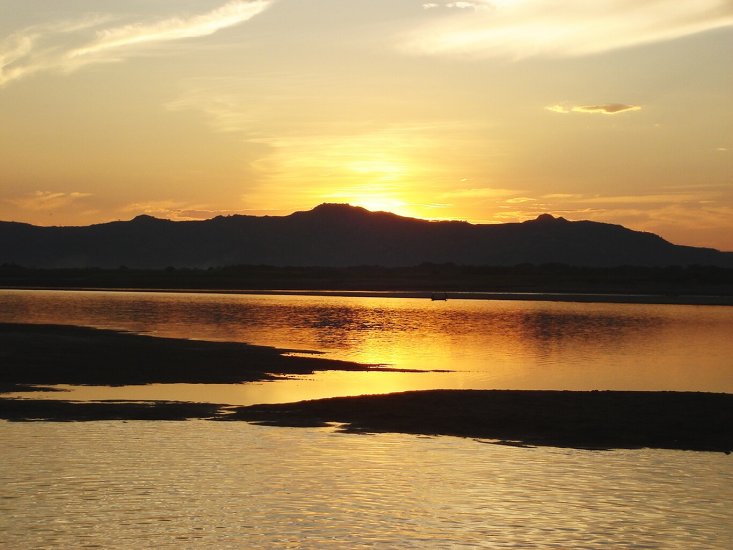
[[0, 322, 405, 393], [0, 399, 223, 421], [1, 390, 731, 452], [2, 322, 731, 452], [227, 390, 733, 452]]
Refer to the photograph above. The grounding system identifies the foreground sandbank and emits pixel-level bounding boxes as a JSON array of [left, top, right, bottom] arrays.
[[2, 390, 731, 453], [2, 322, 730, 452], [227, 390, 733, 453], [0, 323, 404, 393]]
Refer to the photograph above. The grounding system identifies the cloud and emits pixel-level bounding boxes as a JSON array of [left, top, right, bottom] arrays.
[[0, 1, 273, 87], [573, 104, 642, 115], [165, 83, 264, 134], [6, 191, 92, 211], [68, 1, 272, 62], [546, 103, 642, 115], [504, 196, 536, 204], [542, 193, 584, 200], [402, 0, 733, 58], [0, 16, 109, 87], [440, 187, 521, 199], [574, 193, 709, 205], [120, 200, 258, 221], [423, 1, 495, 9]]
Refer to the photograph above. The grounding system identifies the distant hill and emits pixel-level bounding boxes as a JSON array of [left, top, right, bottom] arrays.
[[1, 203, 731, 268]]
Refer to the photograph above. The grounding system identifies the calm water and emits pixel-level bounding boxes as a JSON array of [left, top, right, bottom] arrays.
[[1, 289, 732, 404], [1, 421, 732, 549], [2, 289, 733, 548]]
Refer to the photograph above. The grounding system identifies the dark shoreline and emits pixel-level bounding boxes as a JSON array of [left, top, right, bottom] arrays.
[[225, 390, 733, 453], [2, 263, 732, 306], [2, 390, 731, 453], [2, 322, 731, 453], [4, 287, 733, 306], [0, 322, 407, 393]]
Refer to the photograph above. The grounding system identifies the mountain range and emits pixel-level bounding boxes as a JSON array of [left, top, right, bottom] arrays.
[[1, 203, 731, 268]]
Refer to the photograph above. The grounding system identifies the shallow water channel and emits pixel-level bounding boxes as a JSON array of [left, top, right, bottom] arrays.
[[2, 289, 732, 547], [2, 289, 732, 403]]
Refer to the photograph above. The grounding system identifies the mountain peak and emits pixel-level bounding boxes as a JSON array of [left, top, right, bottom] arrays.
[[292, 203, 373, 220], [131, 214, 163, 223], [3, 204, 731, 268], [531, 213, 568, 224], [311, 203, 369, 214]]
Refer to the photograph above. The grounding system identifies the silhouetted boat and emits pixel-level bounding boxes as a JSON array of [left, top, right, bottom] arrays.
[[431, 292, 448, 301]]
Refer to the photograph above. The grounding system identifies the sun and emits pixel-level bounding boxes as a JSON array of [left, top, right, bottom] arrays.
[[350, 196, 408, 214]]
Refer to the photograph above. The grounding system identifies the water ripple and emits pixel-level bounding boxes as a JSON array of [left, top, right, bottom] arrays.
[[1, 421, 732, 549]]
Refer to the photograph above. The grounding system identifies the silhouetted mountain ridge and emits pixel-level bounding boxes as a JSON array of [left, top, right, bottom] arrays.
[[1, 204, 731, 268]]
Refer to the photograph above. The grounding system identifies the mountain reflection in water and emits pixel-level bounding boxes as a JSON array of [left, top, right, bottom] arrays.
[[1, 289, 732, 405]]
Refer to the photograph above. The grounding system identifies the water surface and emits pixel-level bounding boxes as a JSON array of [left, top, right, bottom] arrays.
[[1, 421, 731, 549], [2, 289, 732, 404], [2, 290, 733, 548]]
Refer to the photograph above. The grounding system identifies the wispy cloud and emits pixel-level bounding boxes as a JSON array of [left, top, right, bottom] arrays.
[[119, 200, 256, 221], [0, 1, 273, 87], [402, 0, 733, 58], [546, 103, 642, 115], [423, 1, 486, 8], [440, 187, 521, 199], [68, 1, 272, 62], [0, 16, 109, 87], [6, 191, 92, 212], [572, 193, 712, 205]]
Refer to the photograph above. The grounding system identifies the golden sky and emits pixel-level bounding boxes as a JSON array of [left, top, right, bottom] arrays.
[[1, 0, 732, 250]]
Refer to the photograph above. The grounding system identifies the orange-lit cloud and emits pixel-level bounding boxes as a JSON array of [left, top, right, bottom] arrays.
[[440, 187, 521, 200], [6, 191, 92, 212], [0, 1, 273, 87], [546, 103, 642, 115], [166, 78, 506, 216], [423, 1, 484, 8], [491, 188, 733, 250], [119, 200, 273, 221], [403, 0, 733, 58]]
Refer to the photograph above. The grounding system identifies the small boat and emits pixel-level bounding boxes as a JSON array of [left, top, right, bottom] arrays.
[[431, 292, 448, 301]]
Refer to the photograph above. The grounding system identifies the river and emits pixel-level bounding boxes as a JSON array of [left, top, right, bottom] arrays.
[[1, 289, 732, 548]]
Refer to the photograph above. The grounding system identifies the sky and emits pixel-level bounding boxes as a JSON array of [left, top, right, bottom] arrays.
[[1, 0, 731, 250]]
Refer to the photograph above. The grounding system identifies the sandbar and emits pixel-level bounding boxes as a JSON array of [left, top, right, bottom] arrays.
[[225, 390, 733, 453], [1, 390, 731, 453], [2, 323, 731, 452], [0, 322, 400, 393]]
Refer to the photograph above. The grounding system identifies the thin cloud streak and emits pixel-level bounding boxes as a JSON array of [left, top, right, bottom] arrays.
[[5, 191, 93, 212], [69, 1, 272, 61], [402, 0, 733, 58], [0, 1, 273, 87], [546, 103, 642, 115], [0, 16, 110, 87], [440, 187, 521, 199]]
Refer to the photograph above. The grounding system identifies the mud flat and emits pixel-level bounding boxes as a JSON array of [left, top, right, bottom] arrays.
[[227, 390, 733, 453], [2, 389, 731, 453], [0, 322, 400, 393], [2, 323, 731, 452]]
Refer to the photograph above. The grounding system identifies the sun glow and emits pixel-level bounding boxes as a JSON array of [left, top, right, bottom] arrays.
[[350, 196, 409, 214], [339, 159, 415, 213], [347, 159, 407, 180]]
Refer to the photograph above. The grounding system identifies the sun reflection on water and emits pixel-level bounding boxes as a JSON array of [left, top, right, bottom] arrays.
[[2, 289, 733, 405]]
